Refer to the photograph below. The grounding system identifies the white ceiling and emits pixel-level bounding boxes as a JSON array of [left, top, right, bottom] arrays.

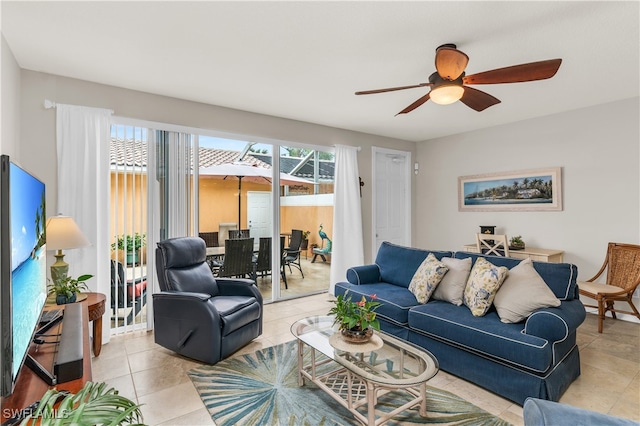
[[2, 1, 639, 142]]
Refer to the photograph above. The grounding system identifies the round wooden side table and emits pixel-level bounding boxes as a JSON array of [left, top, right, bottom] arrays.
[[83, 292, 106, 356]]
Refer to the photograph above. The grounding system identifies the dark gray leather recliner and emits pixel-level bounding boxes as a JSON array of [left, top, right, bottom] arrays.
[[153, 237, 263, 364]]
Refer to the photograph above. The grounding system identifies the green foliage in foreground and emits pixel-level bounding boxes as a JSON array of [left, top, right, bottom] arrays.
[[19, 381, 144, 426]]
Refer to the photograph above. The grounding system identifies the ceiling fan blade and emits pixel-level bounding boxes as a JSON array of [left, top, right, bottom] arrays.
[[435, 47, 469, 80], [460, 86, 501, 111], [396, 92, 431, 115], [355, 83, 431, 95], [463, 59, 562, 85]]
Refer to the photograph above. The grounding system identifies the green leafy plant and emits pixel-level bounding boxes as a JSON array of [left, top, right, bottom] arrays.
[[111, 233, 146, 252], [48, 274, 93, 299], [301, 230, 311, 240], [19, 381, 144, 426], [510, 235, 525, 246], [328, 290, 381, 331]]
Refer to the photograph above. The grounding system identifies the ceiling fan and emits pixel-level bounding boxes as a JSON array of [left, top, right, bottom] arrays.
[[355, 44, 562, 115]]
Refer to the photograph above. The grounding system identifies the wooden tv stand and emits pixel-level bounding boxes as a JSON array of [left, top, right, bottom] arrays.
[[1, 301, 92, 422]]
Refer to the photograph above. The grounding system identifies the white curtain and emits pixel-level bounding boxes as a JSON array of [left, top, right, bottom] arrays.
[[329, 145, 364, 294], [56, 104, 113, 343]]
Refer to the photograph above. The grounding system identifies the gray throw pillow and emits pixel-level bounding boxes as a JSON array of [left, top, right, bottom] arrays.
[[432, 257, 472, 306], [494, 258, 561, 323]]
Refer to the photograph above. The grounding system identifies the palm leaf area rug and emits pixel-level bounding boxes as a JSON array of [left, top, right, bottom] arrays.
[[188, 340, 512, 426]]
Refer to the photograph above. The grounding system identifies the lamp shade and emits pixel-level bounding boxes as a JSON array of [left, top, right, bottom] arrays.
[[429, 85, 464, 105], [46, 215, 91, 250]]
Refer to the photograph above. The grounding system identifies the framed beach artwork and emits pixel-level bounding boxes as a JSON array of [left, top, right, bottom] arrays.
[[458, 167, 562, 212]]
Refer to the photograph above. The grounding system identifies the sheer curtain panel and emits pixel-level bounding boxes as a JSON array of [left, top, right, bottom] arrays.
[[329, 145, 364, 294], [56, 103, 113, 343]]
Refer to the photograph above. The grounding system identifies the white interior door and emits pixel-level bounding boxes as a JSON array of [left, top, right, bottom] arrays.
[[247, 191, 272, 239], [372, 147, 411, 255]]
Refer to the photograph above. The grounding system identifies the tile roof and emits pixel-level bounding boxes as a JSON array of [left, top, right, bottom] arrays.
[[110, 139, 269, 168], [109, 139, 335, 180]]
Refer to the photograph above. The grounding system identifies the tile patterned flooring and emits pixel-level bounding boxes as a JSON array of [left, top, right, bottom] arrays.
[[93, 294, 640, 425]]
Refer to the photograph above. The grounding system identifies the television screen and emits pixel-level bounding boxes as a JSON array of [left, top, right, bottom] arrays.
[[0, 155, 47, 397]]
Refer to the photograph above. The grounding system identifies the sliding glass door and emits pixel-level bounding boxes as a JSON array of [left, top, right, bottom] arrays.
[[110, 120, 334, 310], [278, 146, 334, 298]]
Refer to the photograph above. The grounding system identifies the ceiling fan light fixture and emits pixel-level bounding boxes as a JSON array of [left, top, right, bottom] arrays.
[[429, 84, 464, 105]]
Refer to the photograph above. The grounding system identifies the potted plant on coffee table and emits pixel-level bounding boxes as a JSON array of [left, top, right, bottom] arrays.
[[328, 290, 381, 343]]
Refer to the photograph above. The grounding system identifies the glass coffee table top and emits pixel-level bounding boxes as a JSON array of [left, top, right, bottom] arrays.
[[291, 315, 438, 387]]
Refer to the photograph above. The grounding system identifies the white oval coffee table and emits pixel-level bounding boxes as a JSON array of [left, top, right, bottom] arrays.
[[291, 315, 439, 425]]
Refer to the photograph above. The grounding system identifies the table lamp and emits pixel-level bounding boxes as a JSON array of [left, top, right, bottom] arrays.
[[46, 215, 91, 284]]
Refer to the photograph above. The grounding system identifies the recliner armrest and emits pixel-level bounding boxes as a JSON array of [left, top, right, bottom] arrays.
[[524, 300, 586, 342], [153, 291, 212, 302], [216, 278, 263, 303], [346, 264, 381, 285], [153, 291, 220, 324]]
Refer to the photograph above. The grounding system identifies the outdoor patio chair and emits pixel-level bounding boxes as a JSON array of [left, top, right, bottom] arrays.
[[229, 229, 250, 239], [283, 229, 304, 278], [110, 259, 147, 325], [199, 231, 219, 247], [199, 231, 222, 273], [578, 242, 640, 333], [218, 222, 237, 246], [476, 233, 510, 257], [217, 237, 256, 280], [255, 237, 271, 279], [280, 235, 288, 289], [154, 237, 262, 364]]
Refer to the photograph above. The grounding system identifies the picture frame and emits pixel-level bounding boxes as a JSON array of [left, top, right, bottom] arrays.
[[458, 167, 562, 212]]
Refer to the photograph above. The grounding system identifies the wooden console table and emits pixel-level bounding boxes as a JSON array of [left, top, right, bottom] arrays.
[[1, 301, 92, 422], [462, 244, 564, 263]]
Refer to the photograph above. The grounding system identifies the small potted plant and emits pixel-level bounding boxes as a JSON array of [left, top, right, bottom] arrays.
[[509, 235, 526, 250], [112, 233, 146, 265], [300, 230, 311, 251], [48, 274, 93, 305], [328, 291, 381, 343]]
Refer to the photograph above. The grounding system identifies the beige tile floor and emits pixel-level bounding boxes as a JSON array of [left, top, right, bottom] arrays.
[[93, 295, 640, 426]]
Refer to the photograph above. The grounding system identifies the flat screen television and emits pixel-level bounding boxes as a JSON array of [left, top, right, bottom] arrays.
[[0, 155, 47, 397]]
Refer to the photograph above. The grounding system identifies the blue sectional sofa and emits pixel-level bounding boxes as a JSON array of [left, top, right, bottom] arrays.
[[523, 398, 639, 426], [335, 242, 586, 405]]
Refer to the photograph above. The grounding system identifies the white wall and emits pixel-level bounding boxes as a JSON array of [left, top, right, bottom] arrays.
[[416, 98, 640, 320], [19, 70, 416, 263], [1, 34, 20, 160]]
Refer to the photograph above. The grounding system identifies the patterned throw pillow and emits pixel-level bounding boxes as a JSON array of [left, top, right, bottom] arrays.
[[463, 257, 509, 316], [494, 258, 561, 323], [409, 253, 449, 304]]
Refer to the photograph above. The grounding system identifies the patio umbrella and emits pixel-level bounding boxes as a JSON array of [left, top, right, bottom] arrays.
[[199, 162, 311, 226]]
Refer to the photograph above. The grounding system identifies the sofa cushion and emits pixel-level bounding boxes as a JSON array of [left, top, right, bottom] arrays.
[[454, 252, 578, 300], [408, 253, 449, 304], [408, 301, 554, 372], [495, 258, 561, 323], [464, 258, 509, 316], [432, 257, 472, 306], [375, 242, 453, 288], [335, 282, 418, 326]]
